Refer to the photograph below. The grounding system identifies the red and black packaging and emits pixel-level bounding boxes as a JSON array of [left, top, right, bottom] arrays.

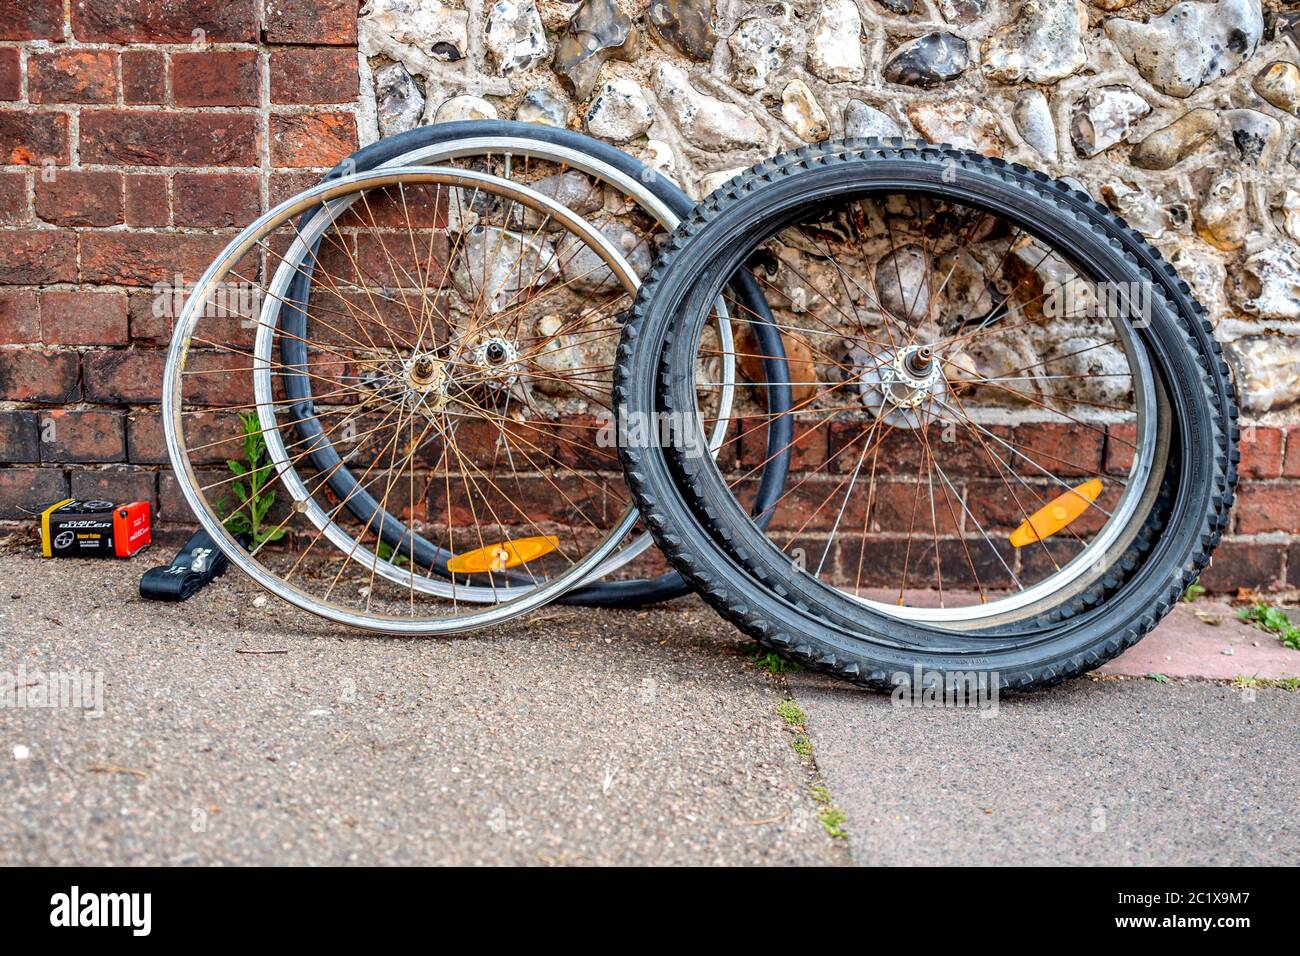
[[40, 499, 152, 558]]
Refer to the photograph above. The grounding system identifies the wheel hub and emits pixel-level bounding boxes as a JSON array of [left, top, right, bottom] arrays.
[[856, 344, 947, 428], [401, 353, 448, 408], [467, 332, 522, 390]]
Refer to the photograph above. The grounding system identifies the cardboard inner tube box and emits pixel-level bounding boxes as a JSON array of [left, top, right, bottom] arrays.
[[40, 499, 152, 558]]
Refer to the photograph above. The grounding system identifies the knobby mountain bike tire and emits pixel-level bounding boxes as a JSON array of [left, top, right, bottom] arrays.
[[616, 140, 1236, 690]]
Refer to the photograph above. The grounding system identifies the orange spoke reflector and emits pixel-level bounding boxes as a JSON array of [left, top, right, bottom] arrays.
[[445, 535, 559, 574], [1009, 479, 1103, 548]]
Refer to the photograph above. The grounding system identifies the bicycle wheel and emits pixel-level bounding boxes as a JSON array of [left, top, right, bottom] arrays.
[[164, 167, 646, 634], [617, 141, 1235, 689], [274, 121, 792, 607]]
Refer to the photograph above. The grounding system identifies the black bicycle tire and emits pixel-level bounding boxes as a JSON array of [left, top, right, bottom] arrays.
[[274, 121, 792, 607], [616, 140, 1235, 690]]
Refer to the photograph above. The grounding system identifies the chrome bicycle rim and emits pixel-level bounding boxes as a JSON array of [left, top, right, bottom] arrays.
[[164, 167, 641, 634]]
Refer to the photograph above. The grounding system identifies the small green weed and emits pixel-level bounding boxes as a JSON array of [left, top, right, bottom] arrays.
[[776, 699, 807, 726], [1237, 602, 1300, 651], [221, 412, 287, 550], [818, 805, 847, 839], [376, 539, 409, 567], [1233, 675, 1300, 691], [748, 647, 803, 674]]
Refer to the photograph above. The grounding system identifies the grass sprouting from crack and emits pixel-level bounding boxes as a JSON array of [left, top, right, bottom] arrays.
[[1233, 675, 1300, 691], [818, 805, 847, 839], [742, 644, 803, 674], [777, 699, 807, 726]]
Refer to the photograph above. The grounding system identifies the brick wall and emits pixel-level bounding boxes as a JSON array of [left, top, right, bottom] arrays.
[[0, 0, 361, 546], [1, 0, 1297, 594]]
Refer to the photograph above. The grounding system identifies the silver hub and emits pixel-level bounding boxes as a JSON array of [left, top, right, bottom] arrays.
[[856, 344, 947, 428], [468, 334, 522, 390]]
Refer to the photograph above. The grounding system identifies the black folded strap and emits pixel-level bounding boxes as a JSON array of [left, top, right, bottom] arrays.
[[139, 529, 234, 602]]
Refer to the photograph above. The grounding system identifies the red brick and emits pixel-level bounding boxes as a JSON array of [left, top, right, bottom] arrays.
[[1104, 422, 1136, 475], [1283, 426, 1300, 479], [1235, 484, 1300, 534], [965, 476, 1113, 538], [34, 169, 123, 227], [80, 231, 229, 286], [28, 50, 117, 104], [120, 49, 166, 105], [0, 0, 63, 41], [270, 111, 357, 167], [821, 420, 1013, 479], [124, 173, 169, 227], [0, 409, 39, 461], [0, 467, 68, 518], [177, 350, 254, 406], [0, 230, 77, 284], [127, 289, 174, 345], [796, 477, 963, 534], [1008, 421, 1105, 478], [80, 110, 259, 167], [424, 471, 613, 529], [263, 0, 357, 45], [173, 172, 260, 227], [0, 290, 39, 343], [159, 468, 221, 524], [81, 348, 165, 403], [269, 171, 321, 205], [269, 46, 358, 104], [71, 0, 257, 42], [827, 535, 1017, 591], [0, 171, 27, 224], [740, 417, 827, 474], [0, 348, 80, 401], [126, 409, 166, 463], [70, 467, 157, 509], [37, 409, 126, 462], [157, 469, 182, 517], [0, 47, 20, 100], [40, 290, 129, 346], [171, 49, 259, 107], [136, 408, 241, 464], [1237, 426, 1283, 479], [1198, 539, 1285, 592], [0, 110, 71, 164]]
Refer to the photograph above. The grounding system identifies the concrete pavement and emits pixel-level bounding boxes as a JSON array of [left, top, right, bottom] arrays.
[[0, 554, 1295, 865], [790, 672, 1298, 866], [0, 557, 838, 865]]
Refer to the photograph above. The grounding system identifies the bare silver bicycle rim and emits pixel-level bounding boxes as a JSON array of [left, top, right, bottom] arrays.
[[164, 167, 640, 634]]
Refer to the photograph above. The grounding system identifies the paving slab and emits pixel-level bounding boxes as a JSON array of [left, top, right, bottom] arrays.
[[1098, 600, 1299, 680], [788, 673, 1299, 866]]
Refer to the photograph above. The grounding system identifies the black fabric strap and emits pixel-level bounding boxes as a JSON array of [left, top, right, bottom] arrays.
[[139, 529, 233, 602]]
